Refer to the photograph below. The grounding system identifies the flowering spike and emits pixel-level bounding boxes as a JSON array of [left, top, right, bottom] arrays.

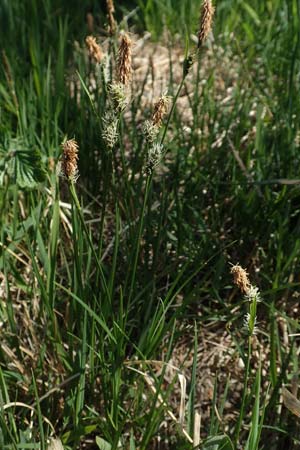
[[85, 36, 103, 63], [108, 82, 128, 113], [142, 120, 160, 144], [102, 112, 119, 150], [198, 0, 215, 48], [60, 138, 79, 182], [117, 33, 132, 86], [145, 143, 164, 175], [152, 95, 171, 127], [230, 264, 250, 294], [106, 0, 116, 35]]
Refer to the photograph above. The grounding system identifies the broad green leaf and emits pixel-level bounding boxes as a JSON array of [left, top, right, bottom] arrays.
[[0, 139, 46, 188], [95, 437, 112, 450], [13, 148, 46, 188]]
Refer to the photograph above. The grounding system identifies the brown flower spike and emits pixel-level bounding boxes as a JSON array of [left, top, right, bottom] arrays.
[[61, 138, 79, 182], [106, 0, 116, 35], [117, 33, 132, 86], [230, 264, 251, 294], [85, 36, 103, 63], [152, 95, 170, 127], [198, 0, 215, 48]]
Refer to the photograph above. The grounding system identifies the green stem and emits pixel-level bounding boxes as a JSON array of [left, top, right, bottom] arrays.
[[234, 336, 252, 446], [98, 152, 112, 260], [128, 174, 152, 305], [12, 181, 18, 239], [0, 179, 9, 224], [161, 76, 186, 146]]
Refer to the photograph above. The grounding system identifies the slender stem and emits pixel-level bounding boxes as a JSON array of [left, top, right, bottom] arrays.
[[12, 181, 18, 239], [234, 336, 251, 446], [0, 179, 9, 223], [161, 76, 186, 146], [69, 181, 111, 304], [128, 174, 152, 305], [98, 152, 112, 260]]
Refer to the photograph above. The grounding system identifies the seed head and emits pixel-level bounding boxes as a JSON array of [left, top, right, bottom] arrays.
[[230, 264, 250, 294], [108, 82, 128, 113], [145, 143, 164, 175], [106, 0, 116, 35], [152, 95, 171, 127], [243, 312, 258, 336], [60, 138, 79, 182], [245, 285, 261, 303], [117, 33, 132, 86], [143, 120, 160, 144], [102, 112, 119, 150], [85, 36, 103, 63], [198, 0, 215, 48]]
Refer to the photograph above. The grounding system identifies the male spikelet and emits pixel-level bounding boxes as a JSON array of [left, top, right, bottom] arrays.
[[152, 95, 171, 127], [117, 33, 132, 86], [106, 0, 116, 35], [60, 138, 79, 182], [143, 95, 171, 144], [230, 264, 261, 336], [198, 0, 215, 48], [230, 264, 250, 294], [85, 36, 103, 63]]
